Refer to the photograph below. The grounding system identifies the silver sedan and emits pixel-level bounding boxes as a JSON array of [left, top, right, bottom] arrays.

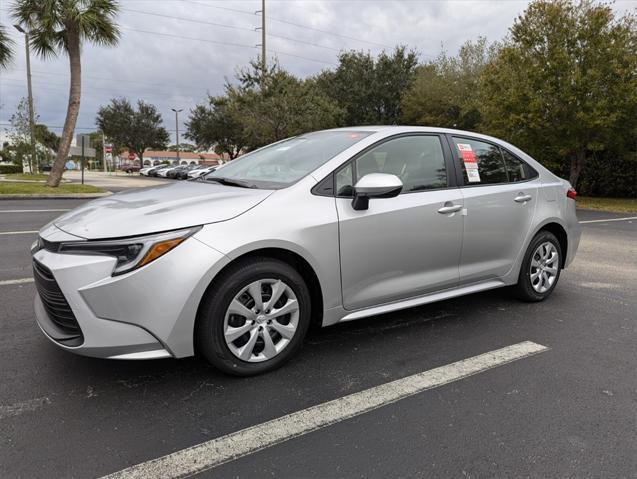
[[32, 126, 580, 375]]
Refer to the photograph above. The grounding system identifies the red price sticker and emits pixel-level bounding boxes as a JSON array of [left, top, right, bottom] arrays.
[[460, 150, 477, 163], [457, 143, 478, 164]]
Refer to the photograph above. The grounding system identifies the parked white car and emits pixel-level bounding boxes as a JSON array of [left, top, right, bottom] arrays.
[[157, 166, 179, 178], [188, 165, 217, 179]]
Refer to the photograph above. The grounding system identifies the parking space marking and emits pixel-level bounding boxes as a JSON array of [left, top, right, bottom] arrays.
[[579, 216, 637, 224], [0, 230, 38, 235], [0, 278, 34, 286], [101, 341, 548, 479], [0, 397, 50, 420], [0, 209, 71, 213]]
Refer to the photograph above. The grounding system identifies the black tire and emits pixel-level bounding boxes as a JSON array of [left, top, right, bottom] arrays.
[[514, 230, 562, 302], [196, 257, 311, 376]]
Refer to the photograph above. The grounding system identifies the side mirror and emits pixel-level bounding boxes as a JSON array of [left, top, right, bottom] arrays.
[[352, 173, 403, 210]]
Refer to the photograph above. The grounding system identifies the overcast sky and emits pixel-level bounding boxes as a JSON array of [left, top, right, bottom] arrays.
[[1, 0, 635, 144]]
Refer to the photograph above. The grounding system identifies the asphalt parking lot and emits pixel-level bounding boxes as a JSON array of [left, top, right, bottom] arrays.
[[1, 197, 636, 478]]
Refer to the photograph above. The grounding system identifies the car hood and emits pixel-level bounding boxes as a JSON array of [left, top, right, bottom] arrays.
[[52, 181, 273, 239]]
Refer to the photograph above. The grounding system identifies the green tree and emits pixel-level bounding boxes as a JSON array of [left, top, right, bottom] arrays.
[[96, 98, 170, 164], [479, 0, 637, 188], [185, 96, 247, 159], [401, 38, 497, 130], [11, 0, 120, 187], [227, 61, 343, 149], [317, 46, 418, 126], [168, 143, 196, 152], [8, 97, 38, 172], [0, 24, 14, 68], [34, 124, 60, 152]]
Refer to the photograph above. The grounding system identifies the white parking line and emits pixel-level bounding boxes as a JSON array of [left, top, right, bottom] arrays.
[[0, 230, 38, 235], [101, 341, 548, 479], [579, 216, 637, 224], [0, 209, 71, 213], [0, 278, 34, 286], [0, 397, 50, 420]]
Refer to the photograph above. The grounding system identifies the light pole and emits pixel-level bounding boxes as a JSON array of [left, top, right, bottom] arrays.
[[14, 24, 38, 173], [171, 108, 183, 165]]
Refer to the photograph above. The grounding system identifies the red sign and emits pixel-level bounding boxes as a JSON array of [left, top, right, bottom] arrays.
[[456, 143, 477, 163], [105, 146, 113, 153], [128, 153, 135, 160], [460, 150, 477, 163]]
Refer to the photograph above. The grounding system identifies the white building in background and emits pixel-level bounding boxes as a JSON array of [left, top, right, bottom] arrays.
[[117, 150, 227, 167]]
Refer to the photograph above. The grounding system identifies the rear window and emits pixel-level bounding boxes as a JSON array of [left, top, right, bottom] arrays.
[[502, 149, 527, 182]]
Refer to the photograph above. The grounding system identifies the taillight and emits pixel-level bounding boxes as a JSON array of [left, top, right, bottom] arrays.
[[567, 188, 577, 200]]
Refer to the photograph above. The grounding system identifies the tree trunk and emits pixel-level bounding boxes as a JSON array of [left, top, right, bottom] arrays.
[[46, 27, 81, 187], [569, 149, 586, 189]]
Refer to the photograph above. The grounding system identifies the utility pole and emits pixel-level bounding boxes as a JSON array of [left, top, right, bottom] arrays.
[[261, 0, 266, 74], [171, 108, 183, 165], [256, 0, 266, 83], [102, 131, 107, 173], [14, 25, 37, 174], [81, 135, 85, 185]]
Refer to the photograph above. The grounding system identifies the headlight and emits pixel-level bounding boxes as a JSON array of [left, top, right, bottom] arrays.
[[57, 226, 201, 275]]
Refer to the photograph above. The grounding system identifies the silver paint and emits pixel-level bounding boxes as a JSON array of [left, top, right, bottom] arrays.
[[33, 126, 581, 360]]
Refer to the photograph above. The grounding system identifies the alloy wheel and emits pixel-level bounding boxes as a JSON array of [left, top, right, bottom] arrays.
[[530, 241, 559, 293], [223, 278, 299, 362]]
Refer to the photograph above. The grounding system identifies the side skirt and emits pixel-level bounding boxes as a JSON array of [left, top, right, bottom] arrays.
[[335, 279, 506, 323]]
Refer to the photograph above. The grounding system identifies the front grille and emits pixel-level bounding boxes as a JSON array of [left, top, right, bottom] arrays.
[[33, 260, 82, 339]]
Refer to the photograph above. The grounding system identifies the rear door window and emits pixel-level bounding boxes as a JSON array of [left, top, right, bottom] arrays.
[[452, 136, 508, 185]]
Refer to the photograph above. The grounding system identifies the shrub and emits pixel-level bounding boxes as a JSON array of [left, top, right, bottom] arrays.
[[0, 165, 22, 174]]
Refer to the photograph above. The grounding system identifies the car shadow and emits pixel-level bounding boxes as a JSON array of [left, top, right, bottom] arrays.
[[39, 287, 525, 394]]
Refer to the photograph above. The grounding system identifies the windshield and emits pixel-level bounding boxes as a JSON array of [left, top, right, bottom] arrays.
[[202, 130, 373, 189]]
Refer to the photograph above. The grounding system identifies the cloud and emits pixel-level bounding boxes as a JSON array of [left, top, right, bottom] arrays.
[[0, 0, 634, 143]]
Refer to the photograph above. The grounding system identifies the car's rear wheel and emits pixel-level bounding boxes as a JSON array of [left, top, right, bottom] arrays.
[[514, 230, 562, 302], [196, 258, 311, 376]]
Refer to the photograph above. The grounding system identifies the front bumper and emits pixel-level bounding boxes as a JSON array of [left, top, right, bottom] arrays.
[[33, 232, 229, 359]]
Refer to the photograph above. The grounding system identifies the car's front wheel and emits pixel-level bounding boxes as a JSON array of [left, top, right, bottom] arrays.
[[514, 230, 562, 302], [196, 258, 311, 376]]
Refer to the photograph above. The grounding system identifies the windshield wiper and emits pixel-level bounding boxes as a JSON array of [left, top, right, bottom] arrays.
[[204, 177, 257, 188]]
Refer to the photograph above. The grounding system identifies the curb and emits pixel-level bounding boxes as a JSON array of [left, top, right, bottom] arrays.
[[0, 192, 112, 200]]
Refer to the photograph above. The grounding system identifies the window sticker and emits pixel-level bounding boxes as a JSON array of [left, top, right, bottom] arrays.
[[467, 168, 481, 183], [457, 143, 481, 182], [457, 143, 477, 164]]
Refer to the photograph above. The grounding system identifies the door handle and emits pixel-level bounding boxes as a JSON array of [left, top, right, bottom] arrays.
[[437, 204, 463, 214], [514, 194, 532, 203]]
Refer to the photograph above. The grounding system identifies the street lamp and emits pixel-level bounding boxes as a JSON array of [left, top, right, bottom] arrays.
[[13, 24, 38, 173], [171, 108, 183, 165]]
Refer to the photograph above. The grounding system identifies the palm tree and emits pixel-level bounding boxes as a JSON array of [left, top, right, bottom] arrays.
[[11, 0, 119, 187], [0, 24, 14, 69]]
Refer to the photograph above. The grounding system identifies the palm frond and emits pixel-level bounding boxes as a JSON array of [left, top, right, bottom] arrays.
[[77, 0, 120, 47], [11, 0, 62, 59], [29, 27, 59, 59], [0, 24, 15, 69], [10, 0, 120, 57]]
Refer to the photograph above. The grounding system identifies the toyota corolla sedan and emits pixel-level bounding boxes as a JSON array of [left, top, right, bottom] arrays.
[[32, 127, 580, 375]]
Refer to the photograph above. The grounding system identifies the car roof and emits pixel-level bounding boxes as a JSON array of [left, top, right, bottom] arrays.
[[325, 125, 500, 137], [324, 125, 535, 161]]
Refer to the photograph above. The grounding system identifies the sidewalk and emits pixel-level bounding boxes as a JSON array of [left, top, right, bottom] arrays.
[[63, 170, 168, 189]]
